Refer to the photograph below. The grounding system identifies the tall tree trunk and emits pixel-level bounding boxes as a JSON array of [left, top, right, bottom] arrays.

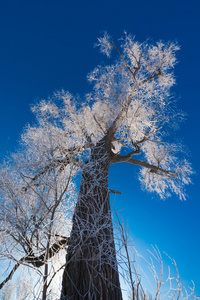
[[61, 142, 122, 299]]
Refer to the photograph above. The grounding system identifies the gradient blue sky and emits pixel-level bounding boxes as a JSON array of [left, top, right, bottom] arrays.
[[0, 0, 200, 295]]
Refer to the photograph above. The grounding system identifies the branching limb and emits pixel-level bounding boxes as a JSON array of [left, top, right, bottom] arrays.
[[111, 42, 137, 79], [0, 259, 22, 290], [140, 68, 162, 85], [0, 237, 69, 291], [29, 237, 69, 268], [111, 155, 178, 178], [21, 155, 79, 192]]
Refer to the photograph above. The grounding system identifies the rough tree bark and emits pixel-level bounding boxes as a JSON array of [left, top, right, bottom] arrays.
[[61, 140, 123, 300]]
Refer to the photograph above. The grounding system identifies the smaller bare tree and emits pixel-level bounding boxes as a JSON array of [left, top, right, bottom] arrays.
[[0, 122, 77, 299], [115, 214, 200, 300]]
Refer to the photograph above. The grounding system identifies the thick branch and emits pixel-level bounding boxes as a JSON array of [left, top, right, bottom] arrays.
[[141, 68, 161, 85], [111, 155, 178, 178], [0, 237, 69, 291], [28, 237, 69, 268], [0, 260, 22, 290]]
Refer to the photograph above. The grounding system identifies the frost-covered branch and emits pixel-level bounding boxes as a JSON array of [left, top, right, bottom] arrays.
[[0, 236, 69, 291], [111, 154, 178, 178], [115, 214, 200, 300]]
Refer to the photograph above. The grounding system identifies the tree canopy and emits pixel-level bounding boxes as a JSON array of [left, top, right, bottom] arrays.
[[22, 33, 192, 199]]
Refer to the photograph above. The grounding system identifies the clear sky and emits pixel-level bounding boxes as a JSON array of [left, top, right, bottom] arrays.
[[0, 0, 200, 296]]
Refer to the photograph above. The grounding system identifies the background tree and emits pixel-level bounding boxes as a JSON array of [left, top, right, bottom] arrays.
[[0, 123, 76, 299], [115, 214, 199, 300], [0, 33, 193, 299]]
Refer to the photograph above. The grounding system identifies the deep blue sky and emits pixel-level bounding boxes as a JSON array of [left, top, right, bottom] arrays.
[[0, 0, 200, 295]]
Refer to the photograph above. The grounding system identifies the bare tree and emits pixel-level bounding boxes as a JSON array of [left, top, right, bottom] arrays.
[[0, 124, 76, 298], [0, 33, 193, 299], [115, 214, 199, 300]]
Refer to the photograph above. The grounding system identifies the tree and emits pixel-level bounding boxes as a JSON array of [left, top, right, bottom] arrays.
[[0, 33, 193, 299], [0, 126, 76, 298], [115, 214, 199, 300]]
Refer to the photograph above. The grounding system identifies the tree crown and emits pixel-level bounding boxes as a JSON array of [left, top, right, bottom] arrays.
[[17, 33, 192, 200]]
